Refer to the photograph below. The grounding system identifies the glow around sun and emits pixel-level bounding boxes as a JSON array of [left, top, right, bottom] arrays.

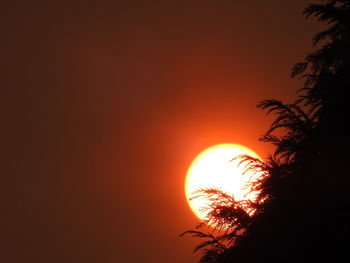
[[185, 144, 262, 221]]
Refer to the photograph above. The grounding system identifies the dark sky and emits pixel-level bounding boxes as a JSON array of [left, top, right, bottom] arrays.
[[2, 1, 322, 262]]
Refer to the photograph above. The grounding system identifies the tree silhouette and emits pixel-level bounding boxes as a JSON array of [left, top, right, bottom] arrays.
[[181, 1, 350, 262]]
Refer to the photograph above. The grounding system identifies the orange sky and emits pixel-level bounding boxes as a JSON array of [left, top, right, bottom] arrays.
[[2, 1, 323, 262]]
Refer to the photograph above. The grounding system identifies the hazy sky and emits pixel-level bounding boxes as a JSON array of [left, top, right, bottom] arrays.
[[2, 1, 322, 262]]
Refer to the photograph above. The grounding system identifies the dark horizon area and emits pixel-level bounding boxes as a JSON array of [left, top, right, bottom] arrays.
[[2, 1, 326, 262]]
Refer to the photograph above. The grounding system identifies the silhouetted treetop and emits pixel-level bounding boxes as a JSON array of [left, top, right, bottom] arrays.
[[182, 1, 350, 262]]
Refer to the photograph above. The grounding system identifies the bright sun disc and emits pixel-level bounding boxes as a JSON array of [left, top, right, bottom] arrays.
[[185, 144, 262, 221]]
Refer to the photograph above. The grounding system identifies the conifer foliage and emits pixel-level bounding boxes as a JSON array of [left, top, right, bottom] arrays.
[[182, 1, 350, 262]]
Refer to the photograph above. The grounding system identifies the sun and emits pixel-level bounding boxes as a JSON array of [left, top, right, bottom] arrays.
[[185, 143, 262, 221]]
